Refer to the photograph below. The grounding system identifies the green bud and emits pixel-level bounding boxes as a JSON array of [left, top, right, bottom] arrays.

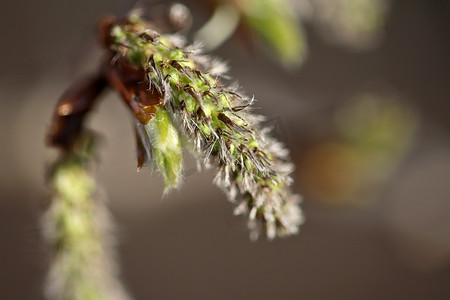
[[144, 106, 183, 191]]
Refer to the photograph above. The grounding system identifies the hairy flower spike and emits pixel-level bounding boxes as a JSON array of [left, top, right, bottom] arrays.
[[109, 14, 304, 239]]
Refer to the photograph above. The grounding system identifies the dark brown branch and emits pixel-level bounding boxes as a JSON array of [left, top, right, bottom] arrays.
[[47, 74, 107, 151]]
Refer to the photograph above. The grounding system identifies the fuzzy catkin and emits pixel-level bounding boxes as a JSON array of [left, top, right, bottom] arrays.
[[43, 137, 130, 300], [111, 14, 304, 239]]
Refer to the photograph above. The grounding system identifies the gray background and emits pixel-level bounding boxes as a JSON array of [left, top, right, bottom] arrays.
[[0, 0, 449, 299]]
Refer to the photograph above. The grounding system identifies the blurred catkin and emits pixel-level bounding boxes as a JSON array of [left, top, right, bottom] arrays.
[[197, 0, 307, 66], [43, 134, 129, 300]]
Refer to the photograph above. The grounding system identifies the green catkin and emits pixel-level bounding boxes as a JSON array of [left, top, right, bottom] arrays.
[[112, 13, 304, 239], [44, 135, 129, 300]]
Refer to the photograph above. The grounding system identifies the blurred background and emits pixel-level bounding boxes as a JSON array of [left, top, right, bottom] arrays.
[[1, 0, 449, 299]]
